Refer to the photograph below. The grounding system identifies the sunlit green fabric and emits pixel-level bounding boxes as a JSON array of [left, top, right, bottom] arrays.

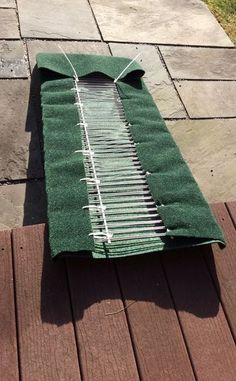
[[37, 53, 225, 259]]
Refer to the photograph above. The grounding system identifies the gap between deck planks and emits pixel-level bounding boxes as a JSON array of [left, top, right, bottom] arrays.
[[0, 230, 19, 381], [116, 202, 236, 381], [12, 224, 82, 381], [12, 224, 140, 381], [66, 259, 140, 381], [208, 202, 236, 340], [0, 202, 235, 381]]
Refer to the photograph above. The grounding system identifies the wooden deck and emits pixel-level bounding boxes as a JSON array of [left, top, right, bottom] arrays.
[[0, 202, 236, 381]]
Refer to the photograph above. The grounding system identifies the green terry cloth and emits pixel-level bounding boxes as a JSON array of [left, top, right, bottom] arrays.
[[36, 53, 225, 259]]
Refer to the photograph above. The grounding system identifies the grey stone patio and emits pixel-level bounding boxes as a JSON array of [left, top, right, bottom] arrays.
[[0, 41, 28, 78], [0, 0, 236, 229], [160, 47, 236, 80], [175, 81, 236, 118], [0, 9, 20, 38], [89, 0, 233, 46], [1, 0, 15, 8], [0, 80, 43, 181], [17, 0, 100, 39], [167, 119, 236, 202]]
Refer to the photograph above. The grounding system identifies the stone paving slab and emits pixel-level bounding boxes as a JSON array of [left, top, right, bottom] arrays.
[[0, 80, 43, 181], [0, 9, 20, 38], [90, 0, 233, 46], [0, 180, 46, 230], [26, 40, 110, 72], [175, 80, 236, 118], [160, 46, 236, 80], [110, 43, 186, 119], [17, 0, 100, 39], [166, 119, 236, 202], [0, 40, 28, 78], [0, 0, 15, 8]]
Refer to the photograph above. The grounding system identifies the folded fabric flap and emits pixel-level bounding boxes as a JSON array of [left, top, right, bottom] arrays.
[[41, 77, 95, 257], [117, 79, 225, 245], [36, 53, 145, 81]]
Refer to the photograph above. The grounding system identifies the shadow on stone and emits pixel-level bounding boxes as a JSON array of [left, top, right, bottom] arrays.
[[23, 65, 47, 227]]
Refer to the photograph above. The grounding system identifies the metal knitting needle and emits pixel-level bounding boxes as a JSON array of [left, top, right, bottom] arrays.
[[85, 135, 130, 142], [88, 190, 151, 197], [92, 148, 137, 154], [89, 208, 158, 216], [90, 143, 135, 148], [94, 171, 145, 178], [96, 165, 143, 171], [90, 138, 133, 142], [100, 181, 147, 188], [91, 214, 162, 222], [97, 175, 146, 181], [93, 226, 165, 235], [93, 220, 163, 228], [106, 215, 162, 222], [103, 202, 156, 209], [88, 133, 132, 138], [97, 186, 150, 192], [91, 196, 153, 204], [90, 197, 155, 205], [90, 185, 150, 191], [79, 83, 116, 87], [108, 233, 167, 242]]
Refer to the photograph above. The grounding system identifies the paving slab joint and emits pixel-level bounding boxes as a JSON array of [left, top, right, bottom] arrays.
[[157, 46, 191, 119], [86, 0, 104, 41], [14, 0, 22, 39], [22, 38, 31, 76]]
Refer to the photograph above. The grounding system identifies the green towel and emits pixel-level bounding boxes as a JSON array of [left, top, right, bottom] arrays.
[[37, 53, 225, 259]]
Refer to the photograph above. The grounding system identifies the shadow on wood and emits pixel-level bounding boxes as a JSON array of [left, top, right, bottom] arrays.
[[40, 226, 221, 325], [22, 66, 222, 323]]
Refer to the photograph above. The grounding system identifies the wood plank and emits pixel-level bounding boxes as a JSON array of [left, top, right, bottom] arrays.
[[208, 202, 236, 339], [163, 245, 236, 381], [0, 230, 19, 381], [12, 224, 81, 381], [227, 201, 236, 227], [66, 259, 140, 381], [116, 255, 195, 381]]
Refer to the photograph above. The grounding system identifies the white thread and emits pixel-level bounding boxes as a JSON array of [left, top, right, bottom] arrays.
[[83, 205, 106, 211], [74, 149, 94, 156], [74, 78, 112, 243], [114, 52, 142, 83], [58, 45, 112, 244], [76, 122, 88, 127], [58, 44, 78, 81], [89, 231, 113, 241], [80, 178, 100, 185]]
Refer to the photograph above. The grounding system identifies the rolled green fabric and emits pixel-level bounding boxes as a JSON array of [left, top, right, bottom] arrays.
[[37, 53, 225, 259]]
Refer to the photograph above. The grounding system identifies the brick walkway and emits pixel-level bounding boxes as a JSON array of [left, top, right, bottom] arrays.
[[0, 0, 235, 229]]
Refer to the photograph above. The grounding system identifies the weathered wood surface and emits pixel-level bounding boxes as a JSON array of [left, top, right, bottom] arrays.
[[0, 203, 235, 381], [116, 255, 195, 381], [0, 230, 19, 381], [163, 246, 236, 381], [66, 259, 140, 381], [208, 203, 236, 340], [12, 224, 82, 381]]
